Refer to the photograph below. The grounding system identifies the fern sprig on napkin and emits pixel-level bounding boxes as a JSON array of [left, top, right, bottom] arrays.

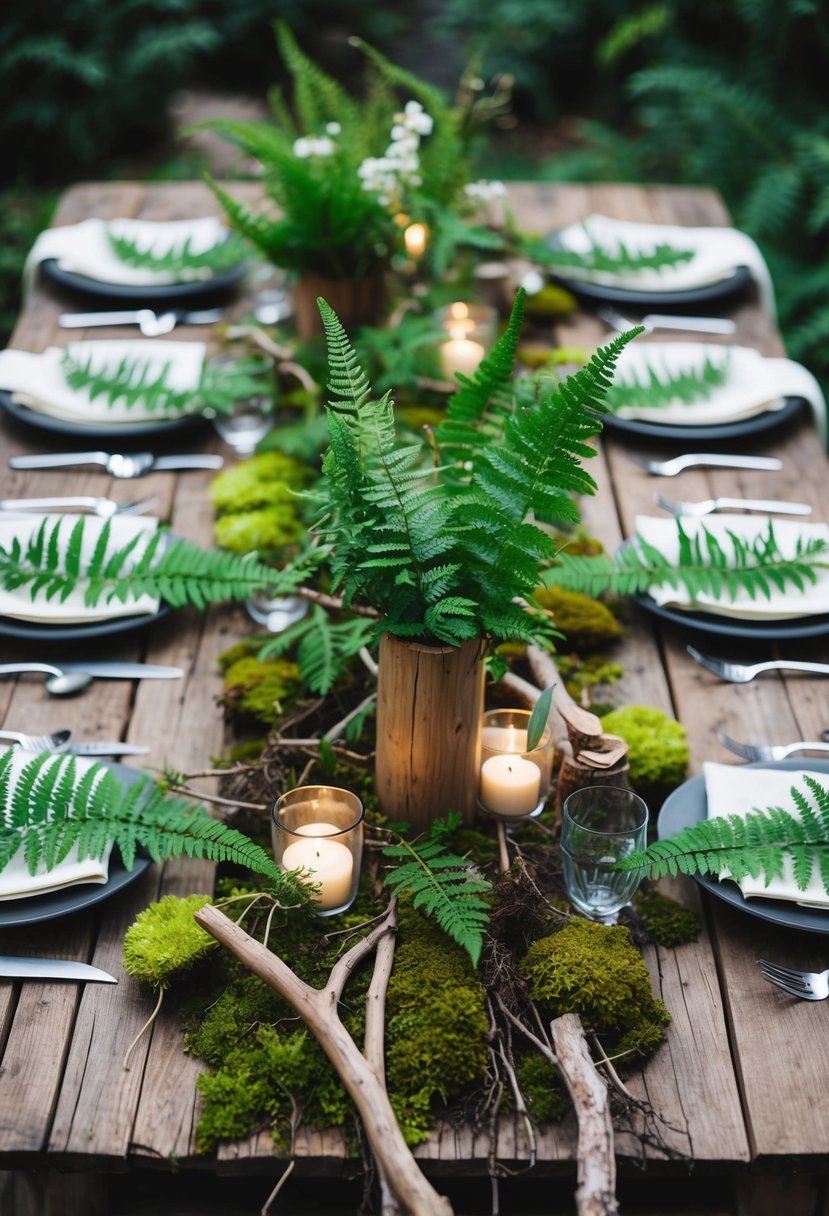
[[604, 354, 729, 414], [521, 232, 695, 277], [617, 775, 829, 895], [0, 749, 300, 894], [107, 231, 246, 276], [544, 520, 829, 602], [0, 516, 321, 610]]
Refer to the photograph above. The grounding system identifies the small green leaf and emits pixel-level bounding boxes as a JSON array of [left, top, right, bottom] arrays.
[[526, 685, 554, 751]]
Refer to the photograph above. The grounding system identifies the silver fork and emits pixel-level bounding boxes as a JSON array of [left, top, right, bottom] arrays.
[[716, 728, 829, 762], [758, 960, 829, 1001], [0, 728, 71, 751], [656, 494, 811, 517], [687, 645, 829, 683], [628, 453, 783, 477], [0, 494, 157, 517], [599, 305, 736, 336]]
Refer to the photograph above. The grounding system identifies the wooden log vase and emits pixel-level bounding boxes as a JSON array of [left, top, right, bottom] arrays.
[[293, 270, 389, 340], [375, 634, 486, 834]]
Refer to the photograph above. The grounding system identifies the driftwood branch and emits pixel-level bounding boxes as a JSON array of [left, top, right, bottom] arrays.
[[365, 899, 404, 1216], [551, 1014, 619, 1216], [195, 902, 453, 1216]]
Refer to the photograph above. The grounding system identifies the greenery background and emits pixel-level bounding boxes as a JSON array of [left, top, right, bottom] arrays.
[[3, 0, 828, 391]]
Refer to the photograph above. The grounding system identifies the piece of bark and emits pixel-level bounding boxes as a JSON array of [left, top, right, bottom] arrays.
[[557, 701, 603, 755], [555, 756, 632, 818], [551, 1013, 619, 1216]]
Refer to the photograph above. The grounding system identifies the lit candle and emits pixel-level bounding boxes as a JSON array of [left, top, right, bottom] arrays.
[[441, 331, 485, 379], [281, 825, 354, 910], [480, 753, 541, 817], [481, 725, 528, 754], [404, 222, 429, 259]]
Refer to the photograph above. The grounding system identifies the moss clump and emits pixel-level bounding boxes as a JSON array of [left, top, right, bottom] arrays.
[[210, 450, 309, 514], [123, 894, 215, 989], [633, 890, 700, 948], [534, 585, 621, 651], [523, 283, 577, 316], [556, 653, 625, 703], [385, 903, 489, 1145], [516, 1052, 567, 1124], [521, 919, 670, 1063], [221, 655, 302, 725], [598, 705, 689, 799], [214, 504, 304, 555]]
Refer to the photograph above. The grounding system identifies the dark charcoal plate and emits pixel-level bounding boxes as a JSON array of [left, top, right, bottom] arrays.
[[634, 592, 829, 642], [0, 390, 206, 443], [658, 760, 829, 934], [0, 762, 152, 928], [602, 396, 805, 445], [41, 257, 246, 306]]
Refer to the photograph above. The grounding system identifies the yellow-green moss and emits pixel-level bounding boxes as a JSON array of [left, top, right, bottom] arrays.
[[210, 450, 309, 514], [221, 655, 302, 725], [123, 894, 215, 989], [556, 653, 625, 703], [523, 284, 578, 316], [214, 504, 304, 555], [598, 705, 689, 796], [534, 585, 621, 650], [521, 919, 670, 1062], [516, 1052, 567, 1124], [633, 890, 700, 947]]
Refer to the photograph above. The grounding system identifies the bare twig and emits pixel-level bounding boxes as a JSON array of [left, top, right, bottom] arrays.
[[297, 586, 379, 618]]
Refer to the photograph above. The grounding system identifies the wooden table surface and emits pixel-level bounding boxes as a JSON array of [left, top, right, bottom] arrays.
[[1, 180, 828, 1212]]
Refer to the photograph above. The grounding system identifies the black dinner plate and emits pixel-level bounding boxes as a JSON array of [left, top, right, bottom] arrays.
[[0, 602, 172, 642], [41, 256, 246, 306], [602, 395, 805, 444], [0, 390, 206, 443], [634, 592, 829, 642], [0, 761, 152, 928], [658, 759, 829, 934]]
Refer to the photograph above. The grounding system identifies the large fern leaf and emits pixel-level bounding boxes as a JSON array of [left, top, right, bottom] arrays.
[[619, 775, 829, 894], [383, 817, 492, 966]]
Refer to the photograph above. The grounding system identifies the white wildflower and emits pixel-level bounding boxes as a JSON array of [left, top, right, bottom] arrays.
[[293, 134, 335, 159], [402, 99, 433, 136], [325, 122, 341, 135], [464, 179, 508, 201]]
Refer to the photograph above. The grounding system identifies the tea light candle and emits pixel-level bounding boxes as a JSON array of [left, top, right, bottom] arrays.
[[281, 827, 354, 910], [480, 753, 541, 817], [441, 334, 485, 379], [404, 222, 429, 259], [481, 725, 528, 754]]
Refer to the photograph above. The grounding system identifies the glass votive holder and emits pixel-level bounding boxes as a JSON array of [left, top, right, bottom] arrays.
[[272, 786, 364, 916], [207, 351, 274, 457], [435, 302, 499, 381], [478, 708, 555, 821], [559, 785, 649, 923]]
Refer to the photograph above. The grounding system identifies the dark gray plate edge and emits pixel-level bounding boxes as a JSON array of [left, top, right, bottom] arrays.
[[0, 389, 204, 442], [41, 256, 246, 304], [657, 759, 829, 933], [602, 396, 805, 444], [0, 762, 152, 927]]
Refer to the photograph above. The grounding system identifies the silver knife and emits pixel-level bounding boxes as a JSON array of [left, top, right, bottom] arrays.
[[72, 741, 150, 756], [0, 956, 117, 983], [58, 308, 223, 329], [9, 452, 224, 473], [58, 662, 183, 680]]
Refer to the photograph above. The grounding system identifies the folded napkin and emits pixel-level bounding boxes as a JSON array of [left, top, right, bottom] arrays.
[[0, 513, 160, 624], [704, 761, 829, 905], [0, 749, 112, 900], [634, 514, 829, 620], [0, 339, 205, 426], [611, 342, 827, 444], [24, 216, 229, 294], [553, 213, 775, 316]]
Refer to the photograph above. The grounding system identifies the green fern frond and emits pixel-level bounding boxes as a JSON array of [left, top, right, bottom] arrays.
[[619, 775, 829, 894], [275, 21, 362, 137], [260, 604, 375, 694], [61, 350, 191, 415], [604, 353, 729, 414], [383, 818, 493, 966], [107, 231, 246, 276], [522, 232, 695, 276], [0, 517, 316, 613], [544, 519, 829, 602], [0, 753, 302, 899]]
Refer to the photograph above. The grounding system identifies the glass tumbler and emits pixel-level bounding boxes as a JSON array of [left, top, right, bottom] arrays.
[[272, 786, 364, 916], [560, 785, 649, 922]]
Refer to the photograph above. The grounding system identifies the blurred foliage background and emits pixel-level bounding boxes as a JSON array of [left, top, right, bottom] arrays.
[[3, 0, 829, 387]]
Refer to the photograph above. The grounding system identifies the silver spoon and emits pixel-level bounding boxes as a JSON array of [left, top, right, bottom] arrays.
[[0, 663, 93, 696]]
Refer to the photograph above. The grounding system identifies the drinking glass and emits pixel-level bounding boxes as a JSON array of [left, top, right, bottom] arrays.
[[560, 786, 649, 922], [272, 785, 364, 916]]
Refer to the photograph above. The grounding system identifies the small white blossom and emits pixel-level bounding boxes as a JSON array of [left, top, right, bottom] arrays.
[[293, 134, 335, 159], [325, 122, 341, 135], [402, 99, 433, 136], [464, 179, 508, 201]]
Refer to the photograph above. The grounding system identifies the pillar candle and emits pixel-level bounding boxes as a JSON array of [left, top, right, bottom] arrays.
[[480, 753, 541, 817]]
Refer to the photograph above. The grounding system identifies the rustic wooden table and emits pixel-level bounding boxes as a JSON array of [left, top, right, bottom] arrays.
[[1, 180, 828, 1216]]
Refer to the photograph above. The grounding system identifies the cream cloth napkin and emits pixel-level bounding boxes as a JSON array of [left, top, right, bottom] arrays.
[[554, 213, 775, 316], [0, 749, 112, 900], [0, 339, 205, 426], [612, 342, 827, 444], [24, 216, 229, 294], [704, 761, 829, 905], [0, 513, 160, 624], [634, 514, 829, 620]]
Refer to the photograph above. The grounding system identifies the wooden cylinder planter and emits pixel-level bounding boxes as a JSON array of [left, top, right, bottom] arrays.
[[375, 634, 486, 835], [292, 270, 389, 340]]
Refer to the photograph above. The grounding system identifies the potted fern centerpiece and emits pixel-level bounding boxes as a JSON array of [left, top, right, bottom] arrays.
[[196, 23, 509, 339], [273, 291, 639, 831]]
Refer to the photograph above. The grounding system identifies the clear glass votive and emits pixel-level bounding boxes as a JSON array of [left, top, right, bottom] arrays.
[[478, 708, 555, 820], [272, 786, 364, 916], [246, 591, 309, 633], [560, 786, 649, 923], [435, 302, 499, 380]]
